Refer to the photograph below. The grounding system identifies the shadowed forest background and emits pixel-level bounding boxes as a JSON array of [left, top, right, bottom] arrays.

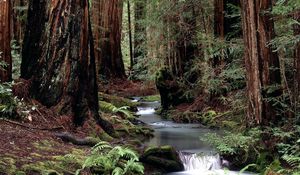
[[0, 0, 300, 175]]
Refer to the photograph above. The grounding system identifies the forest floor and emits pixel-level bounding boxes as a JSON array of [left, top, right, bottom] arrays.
[[0, 79, 158, 175]]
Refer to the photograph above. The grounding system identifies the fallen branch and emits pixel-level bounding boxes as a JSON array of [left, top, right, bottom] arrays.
[[0, 118, 64, 131]]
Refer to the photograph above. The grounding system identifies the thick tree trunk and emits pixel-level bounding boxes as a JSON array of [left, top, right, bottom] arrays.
[[240, 0, 281, 126], [21, 0, 114, 134], [92, 0, 126, 79], [0, 0, 12, 82]]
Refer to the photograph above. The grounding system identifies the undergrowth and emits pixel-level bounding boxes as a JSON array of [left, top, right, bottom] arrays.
[[76, 141, 144, 175]]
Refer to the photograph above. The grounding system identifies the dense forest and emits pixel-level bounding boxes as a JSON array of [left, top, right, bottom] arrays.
[[0, 0, 299, 175]]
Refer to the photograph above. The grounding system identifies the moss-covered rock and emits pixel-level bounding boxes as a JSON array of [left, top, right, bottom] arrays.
[[141, 95, 161, 102], [140, 146, 184, 173], [99, 92, 140, 110]]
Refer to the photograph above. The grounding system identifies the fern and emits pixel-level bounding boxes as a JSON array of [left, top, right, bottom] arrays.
[[77, 141, 144, 175], [100, 101, 135, 120]]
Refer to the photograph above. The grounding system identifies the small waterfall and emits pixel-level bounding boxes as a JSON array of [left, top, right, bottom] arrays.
[[179, 152, 222, 171]]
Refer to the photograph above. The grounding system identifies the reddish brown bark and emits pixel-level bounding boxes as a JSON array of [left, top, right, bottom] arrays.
[[214, 0, 225, 39], [21, 0, 114, 134], [0, 0, 12, 82], [92, 0, 126, 79], [240, 0, 281, 126]]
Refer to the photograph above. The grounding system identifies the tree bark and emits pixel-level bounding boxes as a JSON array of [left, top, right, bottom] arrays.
[[293, 11, 300, 120], [0, 0, 12, 82], [92, 0, 126, 79], [214, 0, 225, 39], [11, 0, 27, 43], [240, 0, 281, 126], [21, 0, 114, 134], [134, 0, 146, 62]]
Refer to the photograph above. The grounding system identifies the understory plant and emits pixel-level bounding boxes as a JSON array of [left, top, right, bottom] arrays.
[[76, 141, 144, 175], [0, 82, 17, 118], [99, 101, 135, 120], [201, 129, 262, 169]]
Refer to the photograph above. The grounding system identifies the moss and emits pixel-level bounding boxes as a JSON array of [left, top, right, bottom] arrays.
[[142, 95, 161, 102], [141, 146, 184, 172], [0, 157, 17, 174], [21, 161, 51, 174], [99, 92, 140, 109], [30, 153, 44, 158], [52, 154, 84, 171], [98, 131, 114, 142], [32, 140, 57, 152]]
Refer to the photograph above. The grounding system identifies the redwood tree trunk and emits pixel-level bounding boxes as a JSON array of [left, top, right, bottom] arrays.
[[214, 0, 225, 39], [21, 0, 114, 134], [294, 11, 300, 120], [92, 0, 126, 79], [240, 0, 281, 126], [0, 0, 12, 82]]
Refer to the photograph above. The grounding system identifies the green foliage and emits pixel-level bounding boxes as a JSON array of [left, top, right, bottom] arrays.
[[141, 95, 160, 102], [76, 141, 144, 175], [0, 82, 18, 118], [99, 101, 135, 120], [201, 131, 259, 156], [274, 126, 300, 174], [11, 40, 22, 79]]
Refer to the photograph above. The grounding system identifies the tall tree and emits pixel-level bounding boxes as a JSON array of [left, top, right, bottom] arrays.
[[21, 0, 114, 134], [11, 0, 27, 43], [92, 0, 126, 79], [0, 0, 12, 82], [213, 0, 241, 67], [293, 11, 300, 119], [240, 0, 281, 126], [134, 0, 146, 62], [165, 0, 197, 77]]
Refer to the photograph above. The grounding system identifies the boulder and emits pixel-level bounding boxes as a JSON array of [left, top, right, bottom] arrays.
[[140, 146, 184, 173]]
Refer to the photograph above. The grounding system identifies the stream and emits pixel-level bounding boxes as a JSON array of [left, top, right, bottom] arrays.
[[135, 100, 254, 175]]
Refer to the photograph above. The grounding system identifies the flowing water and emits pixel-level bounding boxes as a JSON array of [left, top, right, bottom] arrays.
[[135, 100, 254, 175]]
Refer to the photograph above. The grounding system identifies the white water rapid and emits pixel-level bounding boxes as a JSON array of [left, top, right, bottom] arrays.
[[179, 152, 222, 171]]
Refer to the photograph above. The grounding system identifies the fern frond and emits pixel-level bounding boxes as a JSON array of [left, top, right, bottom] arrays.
[[112, 167, 124, 175], [91, 141, 112, 154]]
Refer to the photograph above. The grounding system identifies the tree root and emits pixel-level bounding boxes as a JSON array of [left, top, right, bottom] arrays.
[[54, 132, 99, 147]]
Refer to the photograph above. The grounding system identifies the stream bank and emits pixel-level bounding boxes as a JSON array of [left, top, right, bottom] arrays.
[[135, 99, 254, 175]]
